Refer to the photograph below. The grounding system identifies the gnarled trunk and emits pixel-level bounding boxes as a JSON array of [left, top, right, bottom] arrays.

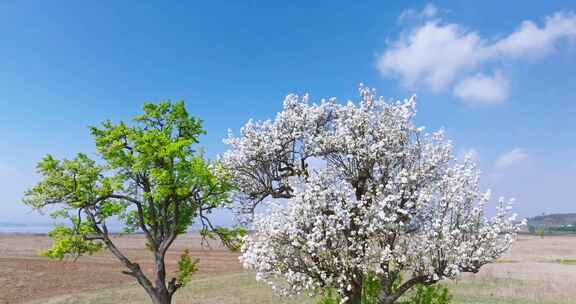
[[377, 275, 430, 304], [133, 249, 174, 304], [152, 250, 173, 304], [343, 280, 363, 304], [136, 274, 172, 304], [150, 291, 172, 304]]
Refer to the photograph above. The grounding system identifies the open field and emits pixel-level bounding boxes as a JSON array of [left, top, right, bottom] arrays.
[[1, 234, 576, 304], [0, 233, 243, 304]]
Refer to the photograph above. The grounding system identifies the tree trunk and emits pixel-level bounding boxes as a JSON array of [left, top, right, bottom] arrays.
[[149, 291, 172, 304], [150, 250, 173, 304], [377, 276, 427, 304], [135, 276, 171, 304], [343, 281, 363, 304]]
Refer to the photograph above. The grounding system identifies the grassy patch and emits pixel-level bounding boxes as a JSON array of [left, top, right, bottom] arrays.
[[37, 272, 574, 304], [494, 259, 519, 264], [37, 272, 314, 304], [555, 259, 576, 265], [446, 277, 573, 304]]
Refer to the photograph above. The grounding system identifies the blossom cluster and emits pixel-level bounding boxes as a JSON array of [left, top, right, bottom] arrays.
[[222, 85, 524, 302]]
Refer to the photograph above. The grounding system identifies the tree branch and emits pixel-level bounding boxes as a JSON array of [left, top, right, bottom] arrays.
[[84, 209, 156, 295]]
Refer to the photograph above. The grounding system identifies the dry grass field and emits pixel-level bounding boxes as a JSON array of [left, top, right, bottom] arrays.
[[1, 234, 575, 304], [0, 233, 243, 304]]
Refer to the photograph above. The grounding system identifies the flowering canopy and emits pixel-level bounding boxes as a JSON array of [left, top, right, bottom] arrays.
[[222, 86, 523, 304]]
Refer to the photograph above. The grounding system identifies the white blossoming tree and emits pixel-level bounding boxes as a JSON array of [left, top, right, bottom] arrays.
[[221, 85, 523, 304]]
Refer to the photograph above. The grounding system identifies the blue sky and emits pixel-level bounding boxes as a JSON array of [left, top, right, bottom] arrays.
[[0, 1, 575, 224]]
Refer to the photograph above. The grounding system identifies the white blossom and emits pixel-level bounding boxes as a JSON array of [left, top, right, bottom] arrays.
[[222, 85, 523, 304]]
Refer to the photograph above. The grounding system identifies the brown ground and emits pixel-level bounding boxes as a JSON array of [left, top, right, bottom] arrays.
[[452, 234, 576, 301], [2, 234, 576, 304], [0, 233, 242, 304]]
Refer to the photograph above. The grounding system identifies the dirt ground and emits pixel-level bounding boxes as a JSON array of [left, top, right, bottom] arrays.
[[0, 233, 243, 304], [451, 234, 576, 302], [1, 234, 576, 304]]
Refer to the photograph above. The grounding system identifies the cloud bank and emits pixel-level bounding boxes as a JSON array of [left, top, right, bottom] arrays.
[[378, 5, 576, 105]]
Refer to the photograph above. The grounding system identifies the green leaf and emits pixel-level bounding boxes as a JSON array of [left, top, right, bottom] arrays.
[[42, 224, 103, 260], [176, 249, 199, 287]]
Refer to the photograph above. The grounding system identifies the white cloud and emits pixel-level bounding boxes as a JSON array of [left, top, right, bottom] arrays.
[[453, 71, 509, 105], [378, 8, 576, 104], [495, 148, 529, 169], [378, 21, 484, 91], [398, 3, 438, 22], [492, 12, 576, 59]]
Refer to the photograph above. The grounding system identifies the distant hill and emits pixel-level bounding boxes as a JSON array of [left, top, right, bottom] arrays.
[[527, 213, 576, 234]]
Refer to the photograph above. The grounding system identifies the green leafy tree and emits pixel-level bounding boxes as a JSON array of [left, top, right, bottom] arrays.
[[24, 101, 245, 304]]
